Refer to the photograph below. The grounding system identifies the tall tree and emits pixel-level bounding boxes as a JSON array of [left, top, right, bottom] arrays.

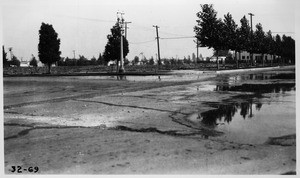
[[103, 20, 129, 71], [253, 23, 267, 66], [274, 34, 282, 64], [236, 16, 251, 64], [265, 30, 276, 66], [281, 35, 295, 64], [223, 13, 238, 67], [194, 4, 225, 69], [38, 22, 61, 73]]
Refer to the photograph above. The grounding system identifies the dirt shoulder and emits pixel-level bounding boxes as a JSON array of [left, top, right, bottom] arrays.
[[4, 127, 295, 174]]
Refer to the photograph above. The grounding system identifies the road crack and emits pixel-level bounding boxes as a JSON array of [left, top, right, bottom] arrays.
[[74, 99, 185, 114], [4, 123, 93, 140], [110, 125, 203, 136]]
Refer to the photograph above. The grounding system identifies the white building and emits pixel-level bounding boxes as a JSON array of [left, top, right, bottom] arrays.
[[20, 61, 29, 67], [209, 56, 226, 63], [231, 51, 274, 61]]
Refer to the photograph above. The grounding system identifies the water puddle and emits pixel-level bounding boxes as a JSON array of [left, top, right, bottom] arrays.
[[188, 92, 295, 144], [187, 72, 295, 92], [217, 72, 295, 85], [215, 83, 295, 93], [187, 72, 296, 144]]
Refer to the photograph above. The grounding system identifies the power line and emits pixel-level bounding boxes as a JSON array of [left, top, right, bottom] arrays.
[[272, 32, 294, 34], [160, 36, 195, 40], [159, 30, 191, 37], [130, 23, 154, 31], [129, 39, 156, 44], [58, 15, 115, 23]]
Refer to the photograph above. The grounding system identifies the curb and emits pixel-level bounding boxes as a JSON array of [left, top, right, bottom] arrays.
[[216, 66, 280, 74], [202, 66, 294, 74]]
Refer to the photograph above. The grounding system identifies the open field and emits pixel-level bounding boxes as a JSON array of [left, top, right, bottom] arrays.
[[3, 66, 296, 174]]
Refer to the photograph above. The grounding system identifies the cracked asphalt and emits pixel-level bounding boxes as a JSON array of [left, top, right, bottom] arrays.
[[4, 67, 296, 174]]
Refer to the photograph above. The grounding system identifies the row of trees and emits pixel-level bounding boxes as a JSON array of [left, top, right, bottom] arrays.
[[57, 54, 105, 66], [3, 8, 295, 73], [194, 4, 295, 69], [131, 54, 204, 66], [58, 55, 199, 66]]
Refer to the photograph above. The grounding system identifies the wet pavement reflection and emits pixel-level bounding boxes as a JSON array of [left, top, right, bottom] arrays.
[[191, 71, 296, 144], [215, 83, 295, 94], [216, 72, 295, 85], [198, 100, 261, 129]]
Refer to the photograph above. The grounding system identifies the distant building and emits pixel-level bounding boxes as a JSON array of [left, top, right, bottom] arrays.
[[231, 51, 274, 61], [209, 56, 226, 63], [20, 60, 29, 67], [107, 61, 117, 66]]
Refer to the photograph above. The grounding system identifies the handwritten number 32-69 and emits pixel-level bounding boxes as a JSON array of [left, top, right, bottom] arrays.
[[10, 166, 39, 173]]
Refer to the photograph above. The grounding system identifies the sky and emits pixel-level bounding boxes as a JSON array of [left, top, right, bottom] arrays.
[[1, 0, 296, 62]]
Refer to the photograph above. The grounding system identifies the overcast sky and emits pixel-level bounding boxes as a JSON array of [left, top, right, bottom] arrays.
[[1, 0, 296, 61]]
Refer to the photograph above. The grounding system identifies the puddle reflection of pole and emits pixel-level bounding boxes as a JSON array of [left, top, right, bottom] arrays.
[[117, 75, 127, 80], [249, 99, 253, 118]]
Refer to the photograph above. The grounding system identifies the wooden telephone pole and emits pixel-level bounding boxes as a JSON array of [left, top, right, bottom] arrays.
[[153, 25, 161, 65], [248, 13, 254, 66], [117, 12, 125, 73]]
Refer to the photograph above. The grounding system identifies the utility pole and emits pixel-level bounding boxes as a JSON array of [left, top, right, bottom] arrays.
[[117, 11, 125, 73], [124, 21, 131, 39], [153, 25, 161, 65], [73, 50, 76, 59], [248, 13, 254, 66], [196, 38, 199, 65]]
